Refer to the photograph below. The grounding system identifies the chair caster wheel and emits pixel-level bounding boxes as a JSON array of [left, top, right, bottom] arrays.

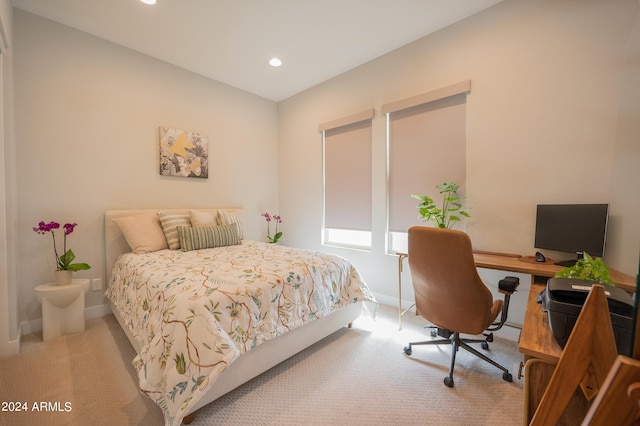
[[503, 372, 513, 382], [481, 342, 489, 350], [444, 376, 454, 387], [430, 329, 437, 337], [404, 346, 412, 355]]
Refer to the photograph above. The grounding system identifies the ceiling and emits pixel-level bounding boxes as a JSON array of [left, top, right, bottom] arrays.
[[12, 0, 503, 101]]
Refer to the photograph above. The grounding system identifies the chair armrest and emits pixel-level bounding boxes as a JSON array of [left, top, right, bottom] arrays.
[[498, 276, 520, 294], [489, 276, 520, 331]]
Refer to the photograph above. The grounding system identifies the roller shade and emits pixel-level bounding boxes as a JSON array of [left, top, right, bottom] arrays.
[[387, 91, 467, 233], [323, 113, 373, 232]]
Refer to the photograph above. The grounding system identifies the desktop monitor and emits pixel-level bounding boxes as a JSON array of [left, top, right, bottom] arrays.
[[534, 203, 609, 266]]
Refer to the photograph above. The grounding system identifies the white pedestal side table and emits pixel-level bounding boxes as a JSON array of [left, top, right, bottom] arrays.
[[35, 278, 90, 341]]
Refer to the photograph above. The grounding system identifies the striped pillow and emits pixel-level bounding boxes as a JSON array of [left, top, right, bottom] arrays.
[[157, 211, 191, 250], [177, 224, 240, 252], [217, 209, 246, 239]]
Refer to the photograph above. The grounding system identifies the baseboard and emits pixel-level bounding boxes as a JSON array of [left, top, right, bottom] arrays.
[[21, 303, 113, 336], [494, 323, 521, 342], [372, 291, 413, 311], [371, 291, 521, 343], [20, 318, 40, 337], [4, 323, 22, 357], [86, 303, 113, 319]]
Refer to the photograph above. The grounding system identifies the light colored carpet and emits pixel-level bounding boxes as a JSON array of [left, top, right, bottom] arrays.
[[0, 304, 523, 425]]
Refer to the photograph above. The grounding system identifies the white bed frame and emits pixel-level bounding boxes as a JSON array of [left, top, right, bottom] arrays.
[[104, 209, 365, 424]]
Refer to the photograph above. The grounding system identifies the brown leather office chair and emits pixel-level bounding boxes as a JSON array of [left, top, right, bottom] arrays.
[[403, 226, 519, 387]]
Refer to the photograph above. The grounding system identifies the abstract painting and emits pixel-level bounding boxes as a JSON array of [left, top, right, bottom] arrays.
[[159, 127, 209, 178]]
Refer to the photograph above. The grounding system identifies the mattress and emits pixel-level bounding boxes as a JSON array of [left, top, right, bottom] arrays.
[[105, 240, 376, 425]]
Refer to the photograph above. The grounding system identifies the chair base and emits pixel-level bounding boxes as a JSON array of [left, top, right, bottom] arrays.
[[404, 329, 513, 387]]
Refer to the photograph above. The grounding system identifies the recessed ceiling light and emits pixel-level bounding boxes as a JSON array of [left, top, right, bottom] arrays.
[[140, 0, 156, 5], [269, 58, 282, 67]]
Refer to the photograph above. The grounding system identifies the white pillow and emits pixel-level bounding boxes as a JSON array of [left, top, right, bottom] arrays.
[[113, 214, 168, 254], [157, 211, 191, 250], [189, 210, 218, 227]]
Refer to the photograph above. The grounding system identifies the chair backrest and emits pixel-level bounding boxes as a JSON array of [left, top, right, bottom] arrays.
[[408, 226, 494, 335]]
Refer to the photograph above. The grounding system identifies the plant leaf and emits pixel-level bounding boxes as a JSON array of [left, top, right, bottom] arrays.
[[67, 263, 91, 271]]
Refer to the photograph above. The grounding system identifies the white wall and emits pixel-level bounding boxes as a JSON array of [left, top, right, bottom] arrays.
[[278, 0, 640, 311], [0, 0, 16, 357], [607, 0, 640, 276], [14, 10, 279, 325]]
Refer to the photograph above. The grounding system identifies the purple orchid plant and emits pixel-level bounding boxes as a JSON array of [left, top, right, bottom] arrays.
[[33, 221, 91, 271], [262, 213, 283, 244]]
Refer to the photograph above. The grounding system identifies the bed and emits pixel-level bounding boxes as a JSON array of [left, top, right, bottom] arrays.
[[104, 208, 376, 426]]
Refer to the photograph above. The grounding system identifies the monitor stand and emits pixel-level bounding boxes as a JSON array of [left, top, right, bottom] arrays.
[[554, 252, 583, 267], [554, 259, 578, 267]]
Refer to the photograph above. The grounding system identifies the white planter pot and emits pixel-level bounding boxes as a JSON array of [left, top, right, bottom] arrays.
[[54, 270, 73, 286]]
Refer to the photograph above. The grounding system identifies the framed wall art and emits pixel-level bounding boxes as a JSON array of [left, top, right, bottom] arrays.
[[159, 127, 209, 178]]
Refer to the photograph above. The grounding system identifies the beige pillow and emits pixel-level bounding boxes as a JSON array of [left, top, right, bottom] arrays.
[[189, 210, 218, 227], [217, 209, 246, 239], [157, 211, 191, 250], [113, 214, 168, 254]]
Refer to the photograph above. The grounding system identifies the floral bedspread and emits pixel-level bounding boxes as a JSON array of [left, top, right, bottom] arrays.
[[105, 240, 376, 425]]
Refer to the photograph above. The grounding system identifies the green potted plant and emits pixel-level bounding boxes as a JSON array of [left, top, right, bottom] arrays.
[[554, 252, 615, 286], [411, 182, 470, 229]]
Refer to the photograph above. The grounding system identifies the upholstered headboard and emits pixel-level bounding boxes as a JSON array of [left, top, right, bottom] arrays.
[[104, 208, 243, 282]]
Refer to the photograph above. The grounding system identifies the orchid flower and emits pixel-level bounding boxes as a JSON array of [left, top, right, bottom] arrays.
[[262, 212, 283, 244], [33, 220, 91, 271]]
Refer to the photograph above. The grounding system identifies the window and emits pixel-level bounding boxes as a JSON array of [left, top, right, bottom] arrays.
[[384, 81, 470, 253], [320, 110, 374, 249]]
